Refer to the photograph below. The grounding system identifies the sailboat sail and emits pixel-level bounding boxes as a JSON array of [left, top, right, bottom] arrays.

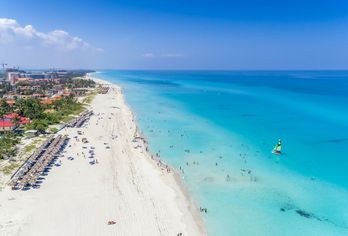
[[272, 139, 282, 154], [274, 144, 281, 152]]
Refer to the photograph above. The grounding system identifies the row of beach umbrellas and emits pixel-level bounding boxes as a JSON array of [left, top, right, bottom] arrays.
[[9, 134, 69, 190]]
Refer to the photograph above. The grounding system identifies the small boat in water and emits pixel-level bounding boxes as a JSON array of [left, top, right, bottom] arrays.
[[272, 139, 282, 155]]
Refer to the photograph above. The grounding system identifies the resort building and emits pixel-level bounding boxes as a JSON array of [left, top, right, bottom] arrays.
[[2, 113, 31, 125], [0, 113, 31, 132], [0, 120, 15, 132]]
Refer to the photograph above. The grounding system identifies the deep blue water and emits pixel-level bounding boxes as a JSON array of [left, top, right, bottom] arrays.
[[96, 70, 348, 236]]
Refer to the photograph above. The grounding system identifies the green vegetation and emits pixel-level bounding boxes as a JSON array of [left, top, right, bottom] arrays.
[[0, 82, 11, 97], [69, 78, 96, 88], [24, 139, 41, 153], [83, 91, 97, 104], [26, 119, 49, 133], [61, 115, 75, 123], [53, 95, 84, 116], [24, 143, 36, 153], [49, 127, 59, 133], [1, 162, 20, 175], [0, 133, 19, 160], [16, 98, 44, 120], [0, 98, 11, 117], [21, 96, 85, 132], [0, 95, 85, 160]]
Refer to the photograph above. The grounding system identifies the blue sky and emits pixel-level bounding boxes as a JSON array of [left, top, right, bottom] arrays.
[[0, 0, 347, 69]]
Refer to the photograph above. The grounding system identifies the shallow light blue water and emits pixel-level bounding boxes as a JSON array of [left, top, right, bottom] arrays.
[[96, 70, 348, 236]]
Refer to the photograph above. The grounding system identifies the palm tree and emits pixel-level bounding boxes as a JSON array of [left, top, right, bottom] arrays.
[[0, 99, 12, 113]]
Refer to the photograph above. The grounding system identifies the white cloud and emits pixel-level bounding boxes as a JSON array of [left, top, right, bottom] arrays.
[[0, 18, 99, 51]]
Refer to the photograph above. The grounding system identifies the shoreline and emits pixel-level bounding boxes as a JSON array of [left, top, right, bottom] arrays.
[[0, 76, 206, 235], [93, 76, 207, 235]]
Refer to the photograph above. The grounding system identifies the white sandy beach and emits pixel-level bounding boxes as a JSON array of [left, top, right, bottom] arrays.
[[0, 80, 205, 236]]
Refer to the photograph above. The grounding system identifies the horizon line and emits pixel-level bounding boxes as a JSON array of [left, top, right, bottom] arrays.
[[16, 68, 348, 72]]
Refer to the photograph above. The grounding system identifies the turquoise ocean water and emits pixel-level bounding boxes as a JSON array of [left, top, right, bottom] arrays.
[[96, 71, 348, 236]]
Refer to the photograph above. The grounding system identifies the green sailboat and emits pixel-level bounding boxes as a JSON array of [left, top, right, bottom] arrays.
[[272, 139, 282, 155]]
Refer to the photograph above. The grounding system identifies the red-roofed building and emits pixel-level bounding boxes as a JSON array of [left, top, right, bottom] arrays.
[[62, 92, 71, 97], [19, 117, 31, 125], [0, 120, 15, 132], [32, 93, 45, 98], [5, 100, 16, 106], [3, 113, 19, 120], [52, 95, 62, 101], [40, 98, 53, 105], [1, 113, 31, 131], [15, 78, 33, 84]]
